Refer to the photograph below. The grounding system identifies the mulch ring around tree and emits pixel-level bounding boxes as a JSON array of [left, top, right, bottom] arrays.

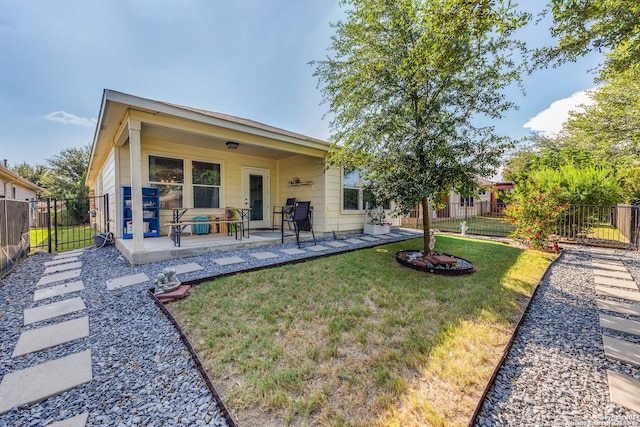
[[396, 250, 476, 276]]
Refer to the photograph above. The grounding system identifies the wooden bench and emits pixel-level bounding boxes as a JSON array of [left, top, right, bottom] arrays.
[[164, 218, 248, 247]]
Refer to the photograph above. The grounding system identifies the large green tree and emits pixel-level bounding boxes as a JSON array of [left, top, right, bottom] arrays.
[[46, 144, 91, 224], [312, 0, 528, 254], [537, 0, 639, 74], [11, 162, 51, 192], [560, 64, 640, 160]]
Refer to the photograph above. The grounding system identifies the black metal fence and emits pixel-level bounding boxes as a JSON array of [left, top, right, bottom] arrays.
[[1, 199, 30, 278], [401, 202, 640, 249], [30, 194, 110, 253]]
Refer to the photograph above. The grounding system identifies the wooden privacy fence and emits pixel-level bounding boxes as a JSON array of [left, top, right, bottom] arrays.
[[402, 202, 640, 249], [1, 199, 30, 278]]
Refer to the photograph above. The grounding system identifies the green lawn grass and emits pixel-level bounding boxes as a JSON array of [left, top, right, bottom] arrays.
[[169, 235, 555, 426], [30, 224, 97, 252]]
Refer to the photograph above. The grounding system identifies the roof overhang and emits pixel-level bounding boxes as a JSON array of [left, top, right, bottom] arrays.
[[0, 164, 44, 193], [87, 90, 331, 184]]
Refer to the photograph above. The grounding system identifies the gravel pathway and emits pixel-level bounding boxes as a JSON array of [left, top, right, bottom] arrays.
[[0, 232, 419, 426], [474, 246, 640, 427]]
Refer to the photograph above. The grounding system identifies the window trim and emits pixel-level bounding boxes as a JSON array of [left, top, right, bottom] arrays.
[[192, 160, 222, 209]]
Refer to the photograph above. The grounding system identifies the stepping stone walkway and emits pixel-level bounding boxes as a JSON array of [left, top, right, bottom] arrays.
[[23, 297, 86, 325], [106, 272, 149, 291], [306, 245, 329, 252], [591, 249, 640, 414], [214, 256, 246, 266], [43, 261, 83, 275], [250, 251, 279, 260], [325, 241, 349, 248], [34, 280, 84, 302], [0, 250, 91, 422]]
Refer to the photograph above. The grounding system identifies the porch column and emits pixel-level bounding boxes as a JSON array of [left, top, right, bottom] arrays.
[[129, 118, 145, 252]]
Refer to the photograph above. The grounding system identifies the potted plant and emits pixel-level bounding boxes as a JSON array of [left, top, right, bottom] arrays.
[[364, 206, 390, 235]]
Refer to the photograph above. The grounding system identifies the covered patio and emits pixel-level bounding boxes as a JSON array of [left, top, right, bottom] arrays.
[[114, 229, 315, 265]]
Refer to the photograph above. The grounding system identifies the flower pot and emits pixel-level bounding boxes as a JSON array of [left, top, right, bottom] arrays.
[[364, 223, 390, 235]]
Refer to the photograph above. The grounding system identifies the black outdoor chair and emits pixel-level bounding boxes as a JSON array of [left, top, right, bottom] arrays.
[[282, 201, 316, 247], [273, 197, 296, 230]]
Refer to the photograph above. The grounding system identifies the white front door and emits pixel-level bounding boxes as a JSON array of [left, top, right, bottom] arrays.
[[242, 167, 270, 229]]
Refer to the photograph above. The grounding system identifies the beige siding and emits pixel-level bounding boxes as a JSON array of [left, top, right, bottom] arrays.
[[140, 138, 283, 234], [277, 154, 327, 232], [14, 186, 37, 201]]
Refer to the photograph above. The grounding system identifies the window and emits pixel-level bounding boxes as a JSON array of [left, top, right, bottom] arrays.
[[343, 167, 361, 210], [192, 161, 221, 209], [460, 196, 474, 207], [343, 167, 390, 211], [149, 156, 184, 209]]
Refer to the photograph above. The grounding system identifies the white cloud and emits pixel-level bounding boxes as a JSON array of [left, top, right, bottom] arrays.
[[45, 111, 96, 127], [523, 89, 597, 136]]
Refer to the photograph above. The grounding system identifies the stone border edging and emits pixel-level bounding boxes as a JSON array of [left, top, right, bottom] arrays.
[[466, 248, 565, 427]]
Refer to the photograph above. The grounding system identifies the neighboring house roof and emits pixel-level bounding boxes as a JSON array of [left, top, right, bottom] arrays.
[[475, 177, 495, 187], [87, 89, 331, 184], [0, 164, 44, 194]]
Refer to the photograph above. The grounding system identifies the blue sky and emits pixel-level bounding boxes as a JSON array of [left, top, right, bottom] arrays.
[[0, 0, 603, 169]]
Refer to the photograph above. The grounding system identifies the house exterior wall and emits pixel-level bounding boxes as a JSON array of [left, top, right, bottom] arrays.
[[0, 178, 38, 201], [277, 154, 327, 232], [427, 188, 494, 220]]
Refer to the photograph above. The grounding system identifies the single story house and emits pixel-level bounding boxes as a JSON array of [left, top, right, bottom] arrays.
[[0, 162, 43, 202], [86, 90, 400, 263]]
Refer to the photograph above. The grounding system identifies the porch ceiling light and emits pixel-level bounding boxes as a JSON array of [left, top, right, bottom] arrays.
[[226, 141, 239, 149]]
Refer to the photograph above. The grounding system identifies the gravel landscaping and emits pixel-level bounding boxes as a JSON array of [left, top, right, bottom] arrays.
[[0, 232, 418, 426], [2, 234, 640, 425], [474, 246, 640, 427]]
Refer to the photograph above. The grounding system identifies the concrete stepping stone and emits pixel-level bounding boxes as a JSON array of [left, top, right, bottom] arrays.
[[250, 252, 279, 260], [607, 370, 640, 413], [12, 316, 90, 357], [592, 254, 622, 262], [325, 241, 349, 248], [593, 262, 628, 271], [594, 276, 638, 290], [106, 273, 149, 291], [359, 236, 379, 242], [306, 245, 329, 252], [591, 248, 617, 254], [599, 314, 640, 337], [345, 238, 365, 244], [24, 297, 86, 325], [172, 262, 204, 274], [375, 234, 393, 239], [53, 250, 84, 260], [44, 257, 80, 267], [386, 232, 403, 237], [593, 269, 634, 280], [596, 286, 640, 303], [280, 248, 305, 255], [34, 281, 84, 302], [0, 349, 92, 414], [597, 299, 640, 317], [603, 335, 640, 366], [214, 256, 246, 266], [37, 270, 82, 287], [49, 412, 89, 427], [43, 261, 83, 275]]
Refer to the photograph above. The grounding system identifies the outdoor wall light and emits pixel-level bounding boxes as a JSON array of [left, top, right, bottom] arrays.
[[226, 141, 239, 149]]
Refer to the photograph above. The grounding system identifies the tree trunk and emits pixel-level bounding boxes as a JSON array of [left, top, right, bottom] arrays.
[[422, 196, 431, 255]]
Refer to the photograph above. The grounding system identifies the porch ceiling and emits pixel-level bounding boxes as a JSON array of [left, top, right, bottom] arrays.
[[141, 123, 304, 160]]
